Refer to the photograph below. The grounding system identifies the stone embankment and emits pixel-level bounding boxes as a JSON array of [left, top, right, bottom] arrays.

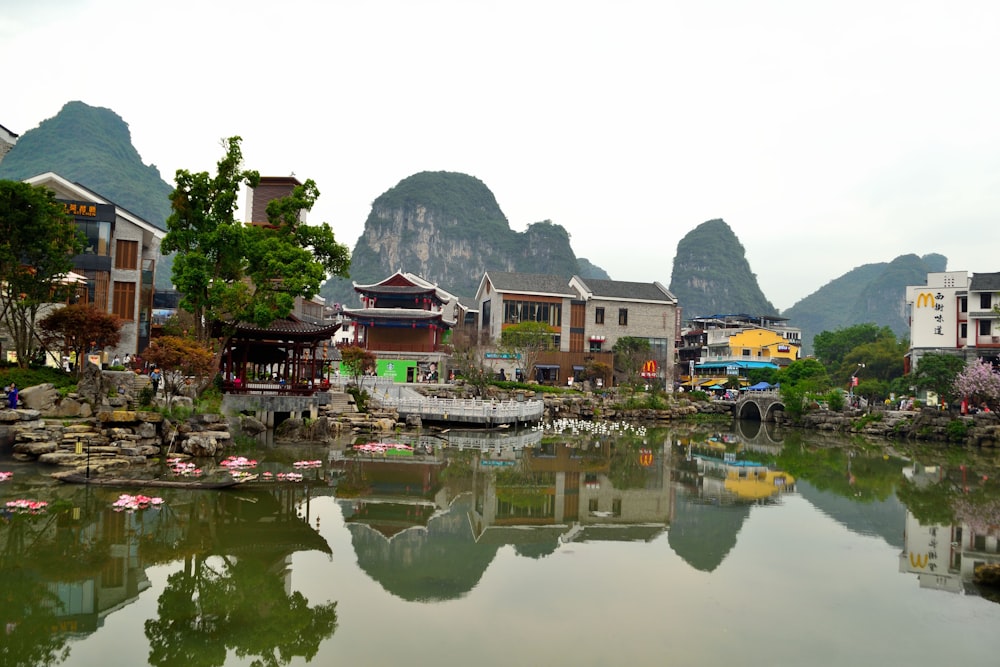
[[2, 407, 236, 473], [798, 406, 1000, 447]]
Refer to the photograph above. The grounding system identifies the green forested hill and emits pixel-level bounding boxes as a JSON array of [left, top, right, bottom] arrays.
[[0, 101, 172, 230], [783, 253, 947, 353], [668, 219, 777, 318], [320, 171, 598, 305]]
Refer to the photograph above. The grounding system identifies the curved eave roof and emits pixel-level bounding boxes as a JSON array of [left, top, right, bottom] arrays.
[[229, 317, 341, 340], [342, 307, 453, 324]]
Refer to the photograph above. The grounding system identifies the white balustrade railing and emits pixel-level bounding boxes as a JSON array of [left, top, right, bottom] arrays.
[[379, 395, 544, 422]]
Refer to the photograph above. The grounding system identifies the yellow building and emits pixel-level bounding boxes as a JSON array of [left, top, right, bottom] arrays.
[[725, 328, 799, 364]]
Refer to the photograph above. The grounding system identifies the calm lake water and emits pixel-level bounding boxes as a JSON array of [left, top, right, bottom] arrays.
[[2, 420, 1000, 667]]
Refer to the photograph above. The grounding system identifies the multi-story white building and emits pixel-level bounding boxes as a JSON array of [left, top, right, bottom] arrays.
[[905, 271, 1000, 372]]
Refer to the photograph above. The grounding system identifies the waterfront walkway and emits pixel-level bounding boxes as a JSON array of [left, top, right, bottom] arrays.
[[370, 381, 544, 426]]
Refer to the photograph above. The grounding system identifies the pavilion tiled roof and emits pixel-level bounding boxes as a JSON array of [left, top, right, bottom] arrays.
[[229, 316, 341, 339]]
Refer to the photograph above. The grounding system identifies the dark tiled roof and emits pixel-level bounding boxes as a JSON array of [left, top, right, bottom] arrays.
[[231, 317, 341, 339], [485, 272, 575, 296], [970, 272, 1000, 291], [576, 278, 676, 303]]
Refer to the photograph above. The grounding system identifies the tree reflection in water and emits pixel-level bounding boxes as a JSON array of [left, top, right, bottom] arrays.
[[144, 489, 338, 667], [145, 553, 337, 667]]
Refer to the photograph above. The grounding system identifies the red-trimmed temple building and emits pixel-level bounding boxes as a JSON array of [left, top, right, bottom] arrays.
[[341, 271, 462, 382]]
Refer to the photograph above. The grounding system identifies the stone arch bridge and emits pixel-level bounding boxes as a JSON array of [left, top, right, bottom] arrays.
[[733, 390, 785, 422]]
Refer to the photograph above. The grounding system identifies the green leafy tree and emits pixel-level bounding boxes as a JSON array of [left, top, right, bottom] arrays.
[[161, 137, 260, 343], [612, 336, 651, 387], [813, 323, 884, 369], [500, 321, 555, 381], [842, 333, 907, 384], [911, 353, 966, 402], [776, 358, 831, 419], [161, 137, 350, 344], [37, 304, 122, 377], [0, 180, 85, 367]]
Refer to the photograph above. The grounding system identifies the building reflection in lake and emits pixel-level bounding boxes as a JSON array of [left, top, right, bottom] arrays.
[[899, 460, 1000, 595]]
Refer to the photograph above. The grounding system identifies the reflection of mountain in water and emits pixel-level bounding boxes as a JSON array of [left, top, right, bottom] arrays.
[[343, 495, 500, 602], [795, 480, 906, 549], [668, 492, 751, 572]]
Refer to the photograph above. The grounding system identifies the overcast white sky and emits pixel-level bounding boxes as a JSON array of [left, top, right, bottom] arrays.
[[4, 0, 1000, 310]]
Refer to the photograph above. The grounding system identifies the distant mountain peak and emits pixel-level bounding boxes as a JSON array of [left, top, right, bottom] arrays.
[[668, 218, 777, 318], [320, 171, 607, 305]]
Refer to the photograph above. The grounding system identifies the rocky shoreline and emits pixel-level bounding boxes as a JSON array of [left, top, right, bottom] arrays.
[[3, 373, 996, 477]]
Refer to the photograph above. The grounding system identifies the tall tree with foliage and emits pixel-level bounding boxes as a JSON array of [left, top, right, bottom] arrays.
[[613, 336, 651, 387], [0, 180, 85, 367], [161, 137, 351, 344], [813, 323, 895, 383], [241, 179, 351, 325], [776, 358, 832, 419], [37, 306, 121, 377], [500, 321, 554, 381], [841, 333, 908, 384], [161, 137, 260, 343], [912, 353, 966, 401]]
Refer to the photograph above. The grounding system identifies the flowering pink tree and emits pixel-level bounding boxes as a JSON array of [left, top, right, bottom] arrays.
[[952, 359, 1000, 408]]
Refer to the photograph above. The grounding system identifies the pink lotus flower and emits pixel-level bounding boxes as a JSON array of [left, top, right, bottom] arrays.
[[111, 493, 164, 512], [6, 499, 48, 514]]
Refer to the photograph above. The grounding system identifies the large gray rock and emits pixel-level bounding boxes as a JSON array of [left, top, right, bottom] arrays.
[[20, 383, 58, 412], [181, 433, 222, 457], [238, 415, 266, 436], [77, 360, 105, 405]]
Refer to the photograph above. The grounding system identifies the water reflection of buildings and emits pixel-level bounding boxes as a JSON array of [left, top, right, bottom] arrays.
[[900, 462, 1000, 594], [469, 440, 675, 545], [666, 444, 796, 571]]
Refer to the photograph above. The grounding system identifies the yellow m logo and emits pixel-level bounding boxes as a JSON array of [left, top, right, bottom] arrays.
[[909, 552, 929, 568], [916, 293, 936, 309]]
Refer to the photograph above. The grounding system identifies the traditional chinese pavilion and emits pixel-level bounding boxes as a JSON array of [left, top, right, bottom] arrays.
[[219, 316, 341, 395], [340, 271, 459, 382]]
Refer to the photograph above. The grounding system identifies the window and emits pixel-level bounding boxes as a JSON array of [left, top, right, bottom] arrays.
[[960, 297, 968, 313], [115, 240, 139, 270], [960, 323, 968, 339], [84, 270, 110, 309], [595, 307, 605, 324], [618, 308, 628, 326], [76, 220, 112, 255], [980, 320, 991, 336], [502, 299, 561, 327], [981, 293, 992, 309], [589, 498, 599, 512], [113, 281, 136, 320], [589, 341, 603, 353]]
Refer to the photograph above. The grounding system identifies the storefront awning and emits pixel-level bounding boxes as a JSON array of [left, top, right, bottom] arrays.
[[536, 364, 560, 370]]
